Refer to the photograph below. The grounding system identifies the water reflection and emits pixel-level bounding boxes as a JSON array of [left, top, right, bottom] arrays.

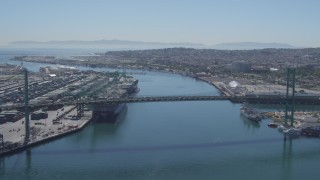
[[89, 106, 128, 148], [281, 136, 293, 180], [2, 135, 320, 180], [0, 154, 4, 175], [25, 149, 32, 180], [240, 115, 260, 129]]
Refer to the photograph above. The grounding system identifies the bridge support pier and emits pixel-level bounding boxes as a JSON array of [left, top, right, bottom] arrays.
[[24, 68, 30, 144], [285, 68, 296, 126], [0, 134, 4, 152], [76, 104, 84, 117]]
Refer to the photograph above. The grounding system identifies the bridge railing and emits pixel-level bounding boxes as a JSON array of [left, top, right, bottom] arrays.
[[1, 95, 320, 110]]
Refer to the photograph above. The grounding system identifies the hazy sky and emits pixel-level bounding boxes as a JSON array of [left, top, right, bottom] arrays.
[[1, 0, 320, 47]]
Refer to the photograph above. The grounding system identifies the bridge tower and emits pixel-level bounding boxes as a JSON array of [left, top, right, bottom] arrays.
[[0, 134, 4, 152], [76, 103, 84, 116], [285, 68, 296, 126], [24, 68, 30, 144]]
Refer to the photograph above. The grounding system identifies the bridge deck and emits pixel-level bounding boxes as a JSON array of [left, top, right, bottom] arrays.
[[1, 95, 320, 109]]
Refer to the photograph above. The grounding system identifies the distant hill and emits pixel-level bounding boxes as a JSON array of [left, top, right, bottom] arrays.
[[212, 42, 296, 50], [10, 40, 206, 49], [9, 40, 296, 50]]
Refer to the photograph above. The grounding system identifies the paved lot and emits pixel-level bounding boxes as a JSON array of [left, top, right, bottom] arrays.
[[0, 106, 92, 145]]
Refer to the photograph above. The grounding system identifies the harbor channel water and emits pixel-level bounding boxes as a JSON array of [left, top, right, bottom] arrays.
[[1, 49, 320, 180]]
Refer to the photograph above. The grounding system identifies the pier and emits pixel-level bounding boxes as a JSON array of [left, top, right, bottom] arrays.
[[1, 67, 320, 158], [0, 106, 92, 157]]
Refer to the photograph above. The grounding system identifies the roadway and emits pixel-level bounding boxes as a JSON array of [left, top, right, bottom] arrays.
[[1, 95, 320, 110]]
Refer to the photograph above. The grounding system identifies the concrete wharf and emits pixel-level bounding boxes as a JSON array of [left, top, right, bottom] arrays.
[[0, 106, 92, 157]]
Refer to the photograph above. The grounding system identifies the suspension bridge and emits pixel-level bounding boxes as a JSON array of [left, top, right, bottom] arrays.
[[1, 67, 320, 156], [2, 94, 320, 110]]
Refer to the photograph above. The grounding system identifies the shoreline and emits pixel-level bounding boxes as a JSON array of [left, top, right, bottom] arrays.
[[0, 113, 92, 157], [8, 58, 225, 94], [8, 58, 320, 101], [2, 59, 320, 157]]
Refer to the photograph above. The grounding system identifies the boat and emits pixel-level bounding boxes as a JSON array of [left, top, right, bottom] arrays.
[[278, 125, 287, 132], [92, 103, 127, 123], [301, 127, 320, 137], [283, 128, 301, 137], [268, 123, 278, 128], [119, 77, 139, 94], [240, 106, 262, 123], [92, 75, 139, 123]]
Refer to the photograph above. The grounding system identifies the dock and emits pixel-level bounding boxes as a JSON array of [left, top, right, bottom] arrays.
[[0, 106, 92, 157]]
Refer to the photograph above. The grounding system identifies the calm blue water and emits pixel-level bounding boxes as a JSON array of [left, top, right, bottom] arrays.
[[1, 49, 320, 180]]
